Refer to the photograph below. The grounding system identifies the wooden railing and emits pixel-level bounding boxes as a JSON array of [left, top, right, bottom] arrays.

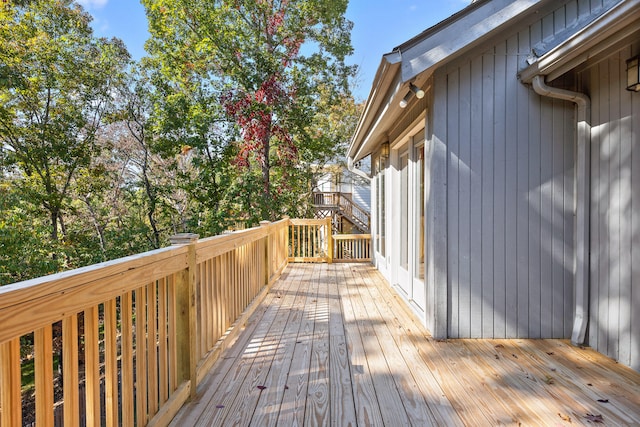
[[312, 191, 370, 233], [288, 218, 332, 263], [333, 234, 371, 263], [0, 219, 288, 427], [0, 217, 369, 426], [313, 191, 340, 206], [338, 193, 370, 232]]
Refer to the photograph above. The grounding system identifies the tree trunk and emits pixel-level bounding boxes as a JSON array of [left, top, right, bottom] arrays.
[[50, 209, 59, 243], [50, 208, 60, 261], [58, 211, 67, 240]]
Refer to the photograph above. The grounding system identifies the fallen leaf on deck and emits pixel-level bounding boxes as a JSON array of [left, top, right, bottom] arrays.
[[597, 399, 609, 403], [557, 412, 571, 422], [257, 386, 267, 390], [495, 344, 505, 348], [585, 413, 604, 423]]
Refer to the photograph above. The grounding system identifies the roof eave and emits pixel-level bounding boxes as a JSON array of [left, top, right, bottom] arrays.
[[399, 0, 548, 82], [349, 0, 553, 162], [347, 53, 402, 161], [520, 0, 640, 83]]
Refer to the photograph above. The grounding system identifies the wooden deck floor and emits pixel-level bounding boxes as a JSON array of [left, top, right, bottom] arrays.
[[170, 263, 640, 426]]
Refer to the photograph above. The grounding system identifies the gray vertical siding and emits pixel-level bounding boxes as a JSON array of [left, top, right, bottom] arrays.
[[436, 61, 576, 339], [369, 0, 637, 356], [432, 0, 596, 339], [585, 44, 640, 371]]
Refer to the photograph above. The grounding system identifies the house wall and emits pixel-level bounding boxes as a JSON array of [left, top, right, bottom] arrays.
[[581, 43, 640, 371], [315, 169, 371, 213], [367, 0, 631, 341], [427, 0, 612, 339]]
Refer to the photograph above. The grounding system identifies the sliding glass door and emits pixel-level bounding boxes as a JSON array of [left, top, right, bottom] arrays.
[[393, 128, 426, 313]]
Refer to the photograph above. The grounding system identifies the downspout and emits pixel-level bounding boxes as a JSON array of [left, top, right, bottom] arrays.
[[531, 75, 590, 346]]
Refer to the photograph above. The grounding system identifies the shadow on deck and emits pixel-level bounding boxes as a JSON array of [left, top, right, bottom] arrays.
[[171, 263, 640, 426]]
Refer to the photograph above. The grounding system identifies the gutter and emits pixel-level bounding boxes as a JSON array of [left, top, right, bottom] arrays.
[[531, 75, 590, 346], [520, 1, 640, 83]]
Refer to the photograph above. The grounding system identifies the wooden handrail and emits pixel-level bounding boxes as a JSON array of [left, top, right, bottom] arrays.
[[0, 217, 371, 425], [0, 218, 290, 426]]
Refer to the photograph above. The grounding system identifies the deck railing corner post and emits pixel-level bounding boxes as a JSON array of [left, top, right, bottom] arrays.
[[326, 217, 333, 264], [170, 233, 199, 399]]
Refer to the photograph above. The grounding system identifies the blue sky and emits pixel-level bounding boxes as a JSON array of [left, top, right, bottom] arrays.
[[77, 0, 470, 101]]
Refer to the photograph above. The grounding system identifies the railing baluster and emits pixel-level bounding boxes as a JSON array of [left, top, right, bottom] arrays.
[[104, 299, 119, 427], [34, 326, 54, 427], [158, 278, 169, 404], [208, 259, 216, 351], [62, 315, 80, 426], [121, 292, 135, 426], [147, 280, 158, 416], [167, 277, 177, 395], [84, 306, 100, 426], [222, 252, 230, 330], [195, 263, 203, 360], [215, 255, 223, 340], [136, 286, 149, 424]]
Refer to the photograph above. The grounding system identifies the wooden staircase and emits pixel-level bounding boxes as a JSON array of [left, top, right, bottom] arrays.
[[313, 192, 370, 233]]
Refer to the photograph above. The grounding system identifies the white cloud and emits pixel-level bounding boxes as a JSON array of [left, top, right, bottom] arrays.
[[77, 0, 109, 9]]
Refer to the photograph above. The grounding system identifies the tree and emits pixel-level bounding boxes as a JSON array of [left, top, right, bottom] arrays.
[[143, 0, 356, 220], [0, 0, 130, 248]]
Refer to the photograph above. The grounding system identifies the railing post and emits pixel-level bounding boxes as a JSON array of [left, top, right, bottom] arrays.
[[326, 217, 333, 264], [260, 221, 272, 286], [170, 233, 199, 399]]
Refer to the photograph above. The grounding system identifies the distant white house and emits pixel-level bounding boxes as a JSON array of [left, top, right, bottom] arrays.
[[314, 162, 371, 213], [312, 162, 371, 234], [348, 0, 640, 371]]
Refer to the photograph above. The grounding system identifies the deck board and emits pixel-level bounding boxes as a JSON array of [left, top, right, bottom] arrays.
[[171, 263, 640, 426]]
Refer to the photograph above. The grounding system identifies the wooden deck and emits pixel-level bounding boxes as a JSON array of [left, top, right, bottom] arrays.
[[170, 263, 640, 426]]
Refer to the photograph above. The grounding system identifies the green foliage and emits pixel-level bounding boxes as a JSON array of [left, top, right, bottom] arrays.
[[0, 181, 63, 284], [142, 0, 357, 220], [0, 0, 361, 286], [0, 0, 130, 244]]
